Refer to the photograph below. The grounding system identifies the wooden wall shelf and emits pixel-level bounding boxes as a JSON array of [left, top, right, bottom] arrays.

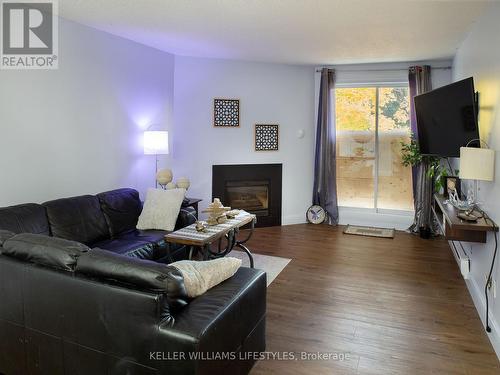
[[432, 194, 497, 243]]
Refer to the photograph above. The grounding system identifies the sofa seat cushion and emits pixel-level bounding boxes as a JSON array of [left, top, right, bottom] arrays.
[[119, 229, 168, 247], [126, 230, 187, 262], [43, 195, 109, 245], [93, 229, 186, 262], [92, 237, 156, 260], [0, 203, 50, 235], [97, 188, 142, 238]]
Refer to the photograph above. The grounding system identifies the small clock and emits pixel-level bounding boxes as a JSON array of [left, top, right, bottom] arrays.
[[306, 205, 326, 224]]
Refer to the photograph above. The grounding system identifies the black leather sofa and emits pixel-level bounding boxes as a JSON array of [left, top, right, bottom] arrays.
[[0, 189, 267, 375], [0, 188, 197, 263], [0, 234, 266, 375]]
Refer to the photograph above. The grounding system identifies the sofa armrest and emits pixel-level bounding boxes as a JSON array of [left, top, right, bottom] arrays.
[[175, 206, 197, 230], [156, 267, 266, 374], [160, 267, 266, 351]]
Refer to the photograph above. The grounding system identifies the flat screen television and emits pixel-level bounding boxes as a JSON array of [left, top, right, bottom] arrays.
[[415, 77, 479, 157]]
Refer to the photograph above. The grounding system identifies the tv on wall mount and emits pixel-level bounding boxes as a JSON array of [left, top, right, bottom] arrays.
[[415, 77, 480, 158]]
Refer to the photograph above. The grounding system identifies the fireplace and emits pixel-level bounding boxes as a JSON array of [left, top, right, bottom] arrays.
[[212, 164, 282, 227]]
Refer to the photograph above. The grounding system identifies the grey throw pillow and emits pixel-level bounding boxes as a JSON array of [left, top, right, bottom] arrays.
[[170, 257, 242, 298], [137, 188, 185, 231]]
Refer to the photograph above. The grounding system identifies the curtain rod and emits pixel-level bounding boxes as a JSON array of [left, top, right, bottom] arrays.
[[315, 66, 452, 73]]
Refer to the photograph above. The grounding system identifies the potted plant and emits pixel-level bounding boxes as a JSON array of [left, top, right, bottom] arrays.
[[401, 136, 456, 193], [401, 136, 457, 238]]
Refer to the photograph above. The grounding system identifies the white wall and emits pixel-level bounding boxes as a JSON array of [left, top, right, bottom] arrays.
[[172, 56, 315, 224], [0, 17, 175, 206], [452, 2, 500, 357]]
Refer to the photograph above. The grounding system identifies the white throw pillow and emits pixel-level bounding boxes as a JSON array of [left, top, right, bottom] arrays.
[[170, 257, 242, 298], [136, 188, 185, 231]]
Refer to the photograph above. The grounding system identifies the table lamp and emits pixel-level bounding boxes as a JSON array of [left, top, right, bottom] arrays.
[[144, 130, 169, 188], [459, 143, 495, 207]]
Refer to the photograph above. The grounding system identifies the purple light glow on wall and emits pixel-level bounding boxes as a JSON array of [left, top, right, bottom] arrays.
[[109, 27, 233, 58]]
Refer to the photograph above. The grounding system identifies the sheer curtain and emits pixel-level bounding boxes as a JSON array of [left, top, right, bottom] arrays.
[[408, 65, 433, 235], [313, 68, 338, 225]]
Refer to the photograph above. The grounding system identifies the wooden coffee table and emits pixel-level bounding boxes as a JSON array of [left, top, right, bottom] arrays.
[[164, 213, 256, 268]]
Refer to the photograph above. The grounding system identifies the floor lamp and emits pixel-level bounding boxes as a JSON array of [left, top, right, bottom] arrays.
[[144, 130, 169, 188]]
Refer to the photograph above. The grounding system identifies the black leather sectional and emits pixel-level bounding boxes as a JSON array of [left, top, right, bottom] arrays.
[[0, 188, 195, 262], [0, 188, 267, 375]]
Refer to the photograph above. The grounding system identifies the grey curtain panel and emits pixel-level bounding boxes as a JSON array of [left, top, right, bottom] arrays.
[[408, 65, 433, 234], [409, 65, 432, 196], [313, 68, 339, 225], [410, 160, 435, 234]]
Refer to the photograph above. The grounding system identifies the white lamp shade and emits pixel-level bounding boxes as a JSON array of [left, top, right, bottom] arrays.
[[144, 131, 169, 155], [459, 147, 495, 181]]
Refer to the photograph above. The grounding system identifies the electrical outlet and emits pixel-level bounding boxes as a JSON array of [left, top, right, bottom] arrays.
[[484, 276, 496, 298], [485, 275, 493, 290], [460, 258, 470, 278]]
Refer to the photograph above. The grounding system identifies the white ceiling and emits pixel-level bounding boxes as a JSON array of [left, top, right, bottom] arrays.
[[59, 0, 493, 65]]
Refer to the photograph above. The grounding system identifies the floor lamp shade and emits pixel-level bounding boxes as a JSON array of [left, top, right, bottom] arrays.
[[459, 147, 495, 181], [144, 131, 169, 155]]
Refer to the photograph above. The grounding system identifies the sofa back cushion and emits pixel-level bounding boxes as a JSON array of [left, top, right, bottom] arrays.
[[43, 195, 109, 245], [2, 233, 90, 271], [76, 248, 187, 310], [0, 203, 50, 235], [97, 188, 142, 237]]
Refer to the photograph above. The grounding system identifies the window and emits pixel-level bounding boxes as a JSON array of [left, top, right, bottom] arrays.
[[335, 86, 413, 211]]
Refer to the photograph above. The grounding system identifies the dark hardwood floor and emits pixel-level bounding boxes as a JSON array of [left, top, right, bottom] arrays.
[[245, 224, 500, 375]]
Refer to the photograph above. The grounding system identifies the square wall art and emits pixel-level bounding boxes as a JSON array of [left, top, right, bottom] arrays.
[[213, 98, 240, 127], [255, 124, 279, 151]]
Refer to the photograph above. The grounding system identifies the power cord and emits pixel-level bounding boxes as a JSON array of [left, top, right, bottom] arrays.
[[479, 208, 498, 333]]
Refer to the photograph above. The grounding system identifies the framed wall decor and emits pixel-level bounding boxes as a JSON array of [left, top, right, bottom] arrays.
[[213, 98, 240, 127], [255, 124, 279, 151]]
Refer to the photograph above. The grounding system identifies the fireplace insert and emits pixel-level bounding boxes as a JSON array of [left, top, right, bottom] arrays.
[[212, 164, 282, 227]]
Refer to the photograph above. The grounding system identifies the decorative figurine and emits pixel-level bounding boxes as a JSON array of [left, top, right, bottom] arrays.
[[226, 209, 241, 219], [156, 169, 173, 189], [176, 177, 190, 191], [202, 198, 231, 226], [215, 214, 227, 224], [195, 221, 207, 232], [165, 182, 177, 190]]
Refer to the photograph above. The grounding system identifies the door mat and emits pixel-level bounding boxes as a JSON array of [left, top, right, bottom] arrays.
[[343, 225, 395, 239]]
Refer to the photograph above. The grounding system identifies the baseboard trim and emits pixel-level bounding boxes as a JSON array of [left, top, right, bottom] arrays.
[[338, 207, 413, 231], [282, 214, 306, 225], [282, 208, 414, 228], [448, 240, 500, 359], [465, 273, 500, 358]]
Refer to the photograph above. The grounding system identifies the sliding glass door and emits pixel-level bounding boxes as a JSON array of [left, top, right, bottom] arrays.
[[335, 85, 413, 212]]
